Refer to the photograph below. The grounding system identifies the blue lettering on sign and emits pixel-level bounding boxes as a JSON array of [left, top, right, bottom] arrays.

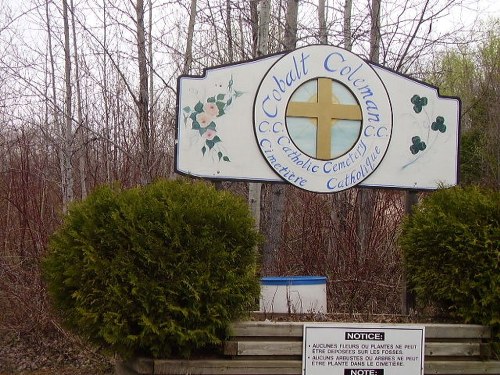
[[258, 120, 285, 134], [261, 96, 277, 118], [364, 126, 388, 137], [323, 140, 368, 174], [259, 138, 272, 150], [260, 52, 311, 121], [323, 51, 381, 123], [326, 146, 381, 191]]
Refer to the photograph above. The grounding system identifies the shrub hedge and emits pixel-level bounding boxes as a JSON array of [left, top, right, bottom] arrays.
[[43, 179, 261, 358], [400, 185, 499, 333]]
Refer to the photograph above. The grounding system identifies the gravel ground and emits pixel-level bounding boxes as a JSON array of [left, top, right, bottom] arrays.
[[0, 329, 113, 375]]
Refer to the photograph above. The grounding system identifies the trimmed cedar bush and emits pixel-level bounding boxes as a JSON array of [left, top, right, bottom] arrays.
[[400, 185, 499, 333], [43, 178, 261, 359]]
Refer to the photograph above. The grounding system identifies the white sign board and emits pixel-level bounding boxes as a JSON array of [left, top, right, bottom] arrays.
[[302, 324, 425, 375], [176, 45, 460, 193]]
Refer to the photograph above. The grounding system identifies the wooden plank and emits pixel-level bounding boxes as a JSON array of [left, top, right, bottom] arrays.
[[425, 342, 481, 357], [224, 341, 302, 356], [230, 322, 304, 338], [424, 324, 491, 340], [115, 358, 155, 375], [230, 322, 491, 340], [425, 360, 500, 374], [224, 341, 481, 358], [153, 359, 302, 375]]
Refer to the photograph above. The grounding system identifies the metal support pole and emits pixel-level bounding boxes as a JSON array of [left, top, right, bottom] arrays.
[[402, 190, 418, 315]]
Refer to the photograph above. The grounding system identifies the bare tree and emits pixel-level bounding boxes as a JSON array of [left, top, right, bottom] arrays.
[[183, 0, 197, 74], [248, 0, 271, 237], [135, 0, 151, 184], [356, 0, 381, 261], [318, 0, 327, 44], [226, 0, 233, 61], [148, 0, 155, 170], [62, 0, 74, 210], [70, 0, 87, 199], [369, 0, 381, 63], [283, 0, 299, 50], [343, 0, 353, 50], [261, 0, 300, 274]]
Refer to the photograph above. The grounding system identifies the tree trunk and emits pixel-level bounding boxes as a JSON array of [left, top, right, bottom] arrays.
[[70, 0, 87, 199], [103, 0, 111, 183], [283, 0, 299, 50], [148, 0, 155, 176], [357, 0, 381, 258], [249, 0, 258, 57], [226, 0, 233, 61], [248, 0, 271, 236], [135, 0, 151, 184], [318, 0, 327, 44], [62, 0, 74, 211], [262, 0, 299, 274], [343, 0, 352, 50], [256, 0, 271, 56], [369, 0, 381, 63], [183, 0, 197, 75], [45, 0, 60, 184]]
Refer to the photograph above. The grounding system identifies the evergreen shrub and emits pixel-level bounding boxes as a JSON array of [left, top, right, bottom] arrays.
[[400, 185, 499, 333], [43, 179, 261, 358]]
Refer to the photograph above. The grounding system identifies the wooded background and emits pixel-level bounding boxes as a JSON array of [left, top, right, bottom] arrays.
[[0, 0, 498, 335]]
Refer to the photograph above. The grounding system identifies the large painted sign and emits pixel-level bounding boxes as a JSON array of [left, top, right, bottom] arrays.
[[176, 45, 460, 193]]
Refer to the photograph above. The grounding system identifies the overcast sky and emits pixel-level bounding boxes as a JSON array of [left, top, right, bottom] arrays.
[[446, 0, 500, 27]]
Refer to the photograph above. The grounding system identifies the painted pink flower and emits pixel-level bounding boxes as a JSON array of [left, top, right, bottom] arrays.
[[204, 129, 217, 140], [204, 102, 220, 117], [196, 111, 213, 127]]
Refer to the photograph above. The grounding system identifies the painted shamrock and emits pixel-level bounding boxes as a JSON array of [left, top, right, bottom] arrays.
[[183, 77, 243, 161], [410, 136, 426, 155], [431, 116, 446, 133], [411, 95, 428, 113]]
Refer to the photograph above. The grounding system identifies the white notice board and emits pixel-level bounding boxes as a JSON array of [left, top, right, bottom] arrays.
[[302, 324, 425, 375]]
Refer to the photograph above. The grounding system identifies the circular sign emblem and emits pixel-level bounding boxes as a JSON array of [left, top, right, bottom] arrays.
[[253, 45, 393, 193]]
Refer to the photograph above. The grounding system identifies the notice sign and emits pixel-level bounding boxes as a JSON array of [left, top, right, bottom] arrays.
[[302, 324, 425, 375]]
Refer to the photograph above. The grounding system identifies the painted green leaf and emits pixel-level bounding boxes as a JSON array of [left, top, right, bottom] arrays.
[[206, 140, 215, 149], [194, 101, 203, 112], [226, 97, 233, 106], [223, 156, 230, 162], [206, 122, 216, 130], [217, 94, 225, 101], [212, 136, 221, 143], [189, 112, 197, 121], [234, 90, 244, 97], [218, 151, 223, 161], [207, 96, 215, 103], [183, 106, 191, 112], [202, 145, 206, 155], [216, 101, 225, 116], [192, 121, 201, 130]]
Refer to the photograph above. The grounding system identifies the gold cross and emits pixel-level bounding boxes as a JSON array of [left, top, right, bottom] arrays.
[[287, 78, 362, 159]]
